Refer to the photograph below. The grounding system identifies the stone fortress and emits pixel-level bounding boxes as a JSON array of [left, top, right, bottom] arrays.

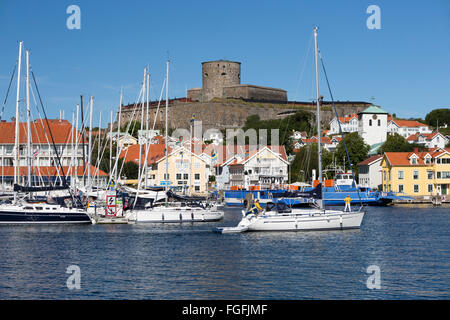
[[117, 59, 371, 132], [187, 60, 287, 102]]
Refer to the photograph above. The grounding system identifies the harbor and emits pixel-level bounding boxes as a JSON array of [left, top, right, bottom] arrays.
[[0, 205, 448, 299], [0, 1, 449, 304]]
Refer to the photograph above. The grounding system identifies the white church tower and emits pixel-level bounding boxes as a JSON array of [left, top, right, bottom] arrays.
[[358, 105, 388, 147]]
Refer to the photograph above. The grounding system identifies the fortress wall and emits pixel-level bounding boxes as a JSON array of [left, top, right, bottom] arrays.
[[118, 100, 369, 134]]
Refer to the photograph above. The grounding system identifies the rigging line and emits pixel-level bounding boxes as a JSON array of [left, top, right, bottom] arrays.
[[318, 51, 363, 207], [0, 63, 17, 121], [134, 77, 166, 199], [111, 81, 144, 185], [30, 70, 71, 194], [294, 32, 314, 101], [29, 81, 62, 186]]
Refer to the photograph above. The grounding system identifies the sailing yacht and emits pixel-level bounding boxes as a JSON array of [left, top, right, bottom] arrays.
[[214, 28, 365, 233], [126, 60, 224, 223], [0, 42, 92, 224]]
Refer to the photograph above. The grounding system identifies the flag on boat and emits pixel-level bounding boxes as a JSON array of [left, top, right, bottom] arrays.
[[211, 151, 218, 162], [33, 148, 39, 159]]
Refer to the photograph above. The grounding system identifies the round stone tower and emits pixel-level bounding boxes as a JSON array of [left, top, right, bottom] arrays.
[[201, 60, 241, 101]]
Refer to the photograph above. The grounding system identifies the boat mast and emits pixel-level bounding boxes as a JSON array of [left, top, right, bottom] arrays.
[[314, 27, 324, 209], [26, 50, 32, 189], [87, 96, 93, 192], [145, 70, 150, 189], [97, 110, 101, 189], [75, 104, 79, 189], [109, 109, 113, 180], [165, 60, 169, 204], [71, 110, 75, 188], [314, 27, 322, 184], [14, 41, 23, 188], [114, 89, 123, 183], [138, 68, 146, 188]]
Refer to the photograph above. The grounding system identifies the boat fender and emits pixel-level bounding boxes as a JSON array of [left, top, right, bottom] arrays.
[[241, 210, 246, 217], [202, 213, 205, 221], [191, 212, 194, 221], [179, 213, 182, 222], [162, 213, 164, 222], [340, 215, 343, 229]]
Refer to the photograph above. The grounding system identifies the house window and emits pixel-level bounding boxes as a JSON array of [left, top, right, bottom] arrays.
[[398, 185, 404, 193], [398, 171, 404, 180], [413, 171, 419, 180], [413, 185, 419, 193], [428, 184, 433, 193], [176, 173, 182, 180], [164, 173, 170, 180], [194, 186, 200, 192], [425, 157, 431, 164], [411, 158, 417, 164], [427, 171, 433, 179], [369, 119, 372, 126], [384, 171, 387, 181], [195, 173, 200, 180], [378, 119, 381, 126], [183, 174, 189, 180]]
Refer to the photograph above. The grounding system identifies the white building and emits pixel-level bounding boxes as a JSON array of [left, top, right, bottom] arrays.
[[357, 155, 383, 190], [358, 105, 388, 147], [329, 114, 358, 135], [387, 118, 431, 138], [290, 130, 308, 140], [215, 145, 289, 190], [138, 129, 161, 145], [107, 132, 137, 149], [406, 131, 449, 149]]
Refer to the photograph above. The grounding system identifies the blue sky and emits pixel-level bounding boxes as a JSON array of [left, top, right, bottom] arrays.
[[0, 0, 449, 127]]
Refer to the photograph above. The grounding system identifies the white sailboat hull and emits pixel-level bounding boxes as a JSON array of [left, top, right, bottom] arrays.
[[126, 205, 224, 223], [239, 209, 364, 232]]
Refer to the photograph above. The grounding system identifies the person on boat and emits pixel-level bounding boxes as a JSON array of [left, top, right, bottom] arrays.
[[344, 195, 352, 212], [248, 199, 262, 216]]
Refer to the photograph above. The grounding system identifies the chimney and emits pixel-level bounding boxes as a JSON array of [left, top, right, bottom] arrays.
[[414, 147, 418, 153]]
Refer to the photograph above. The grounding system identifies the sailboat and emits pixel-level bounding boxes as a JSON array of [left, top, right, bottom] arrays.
[[0, 42, 92, 224], [125, 60, 224, 223], [214, 28, 365, 233]]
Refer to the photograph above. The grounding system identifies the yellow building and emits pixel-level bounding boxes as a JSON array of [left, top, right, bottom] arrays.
[[120, 143, 211, 195], [381, 148, 450, 197], [148, 146, 211, 195]]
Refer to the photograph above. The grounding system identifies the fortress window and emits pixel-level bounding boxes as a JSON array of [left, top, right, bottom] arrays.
[[221, 72, 226, 76], [204, 73, 208, 77]]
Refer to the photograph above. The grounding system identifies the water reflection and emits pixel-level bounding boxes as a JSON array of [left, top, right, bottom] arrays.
[[0, 206, 448, 299]]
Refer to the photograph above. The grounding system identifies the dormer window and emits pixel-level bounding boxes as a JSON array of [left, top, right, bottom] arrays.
[[411, 158, 417, 164]]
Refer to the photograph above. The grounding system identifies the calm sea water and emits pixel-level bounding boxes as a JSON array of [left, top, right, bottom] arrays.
[[0, 205, 448, 300]]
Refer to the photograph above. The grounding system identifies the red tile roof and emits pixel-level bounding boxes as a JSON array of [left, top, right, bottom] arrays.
[[120, 144, 167, 165], [383, 148, 450, 166], [0, 165, 107, 176], [0, 119, 86, 144], [337, 113, 358, 123], [390, 119, 428, 128]]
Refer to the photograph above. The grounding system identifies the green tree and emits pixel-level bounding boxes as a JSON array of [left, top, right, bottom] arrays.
[[242, 111, 314, 154], [290, 143, 332, 183], [335, 132, 370, 175], [121, 161, 139, 180], [380, 133, 427, 153], [425, 108, 450, 128], [122, 121, 141, 139]]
